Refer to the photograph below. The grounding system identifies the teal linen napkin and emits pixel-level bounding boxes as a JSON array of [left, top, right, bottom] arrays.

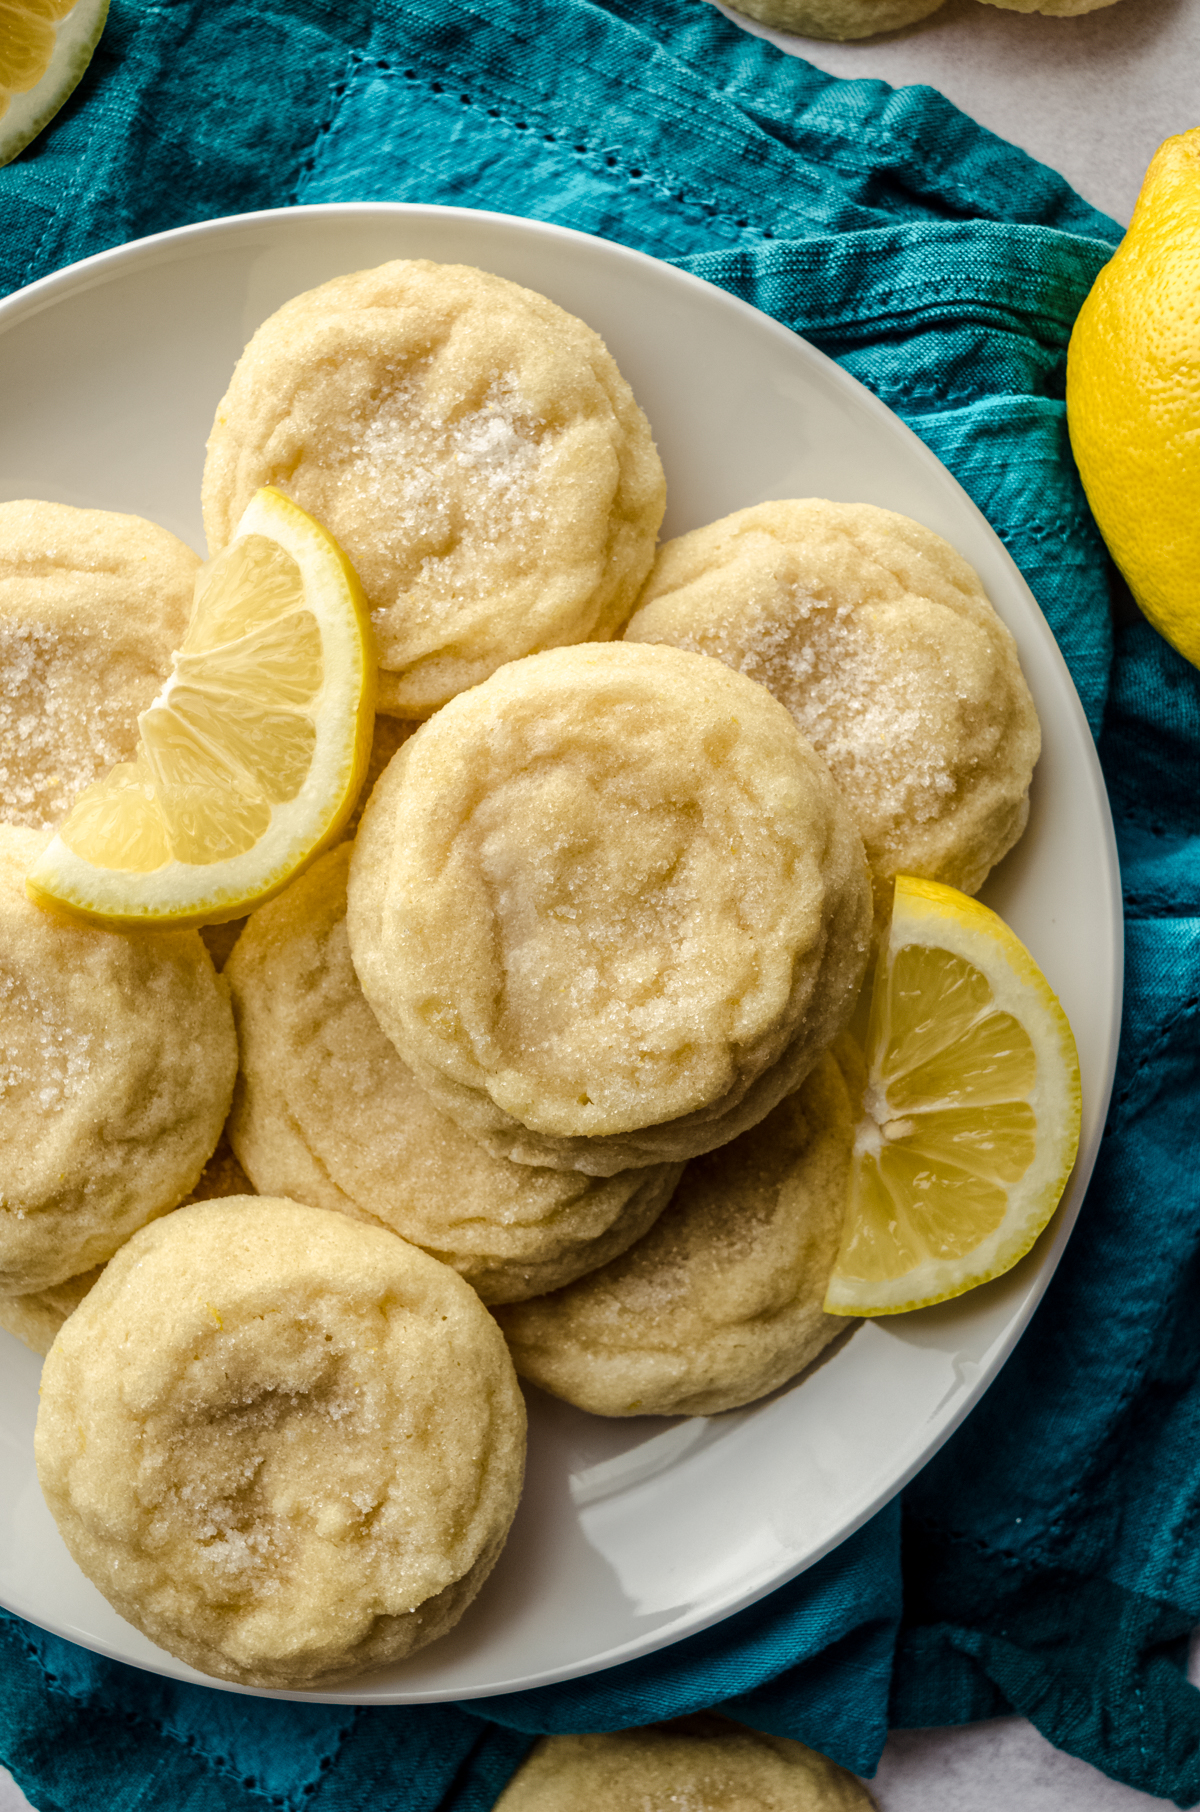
[[6, 0, 1200, 1806]]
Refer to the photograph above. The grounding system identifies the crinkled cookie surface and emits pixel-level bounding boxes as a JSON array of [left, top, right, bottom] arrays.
[[497, 1048, 856, 1416], [626, 500, 1040, 924], [202, 260, 665, 717], [347, 643, 871, 1176], [0, 825, 236, 1294], [0, 500, 198, 831], [35, 1198, 527, 1688], [228, 845, 681, 1302]]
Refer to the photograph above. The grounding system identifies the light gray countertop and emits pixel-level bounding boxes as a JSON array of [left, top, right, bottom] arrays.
[[2, 6, 1196, 1810]]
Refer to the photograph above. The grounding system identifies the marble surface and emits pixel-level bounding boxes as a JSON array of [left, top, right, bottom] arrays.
[[3, 5, 1198, 1811], [866, 1715, 1200, 1808]]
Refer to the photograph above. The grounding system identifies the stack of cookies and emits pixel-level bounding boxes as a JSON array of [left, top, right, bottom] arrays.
[[0, 257, 1039, 1689]]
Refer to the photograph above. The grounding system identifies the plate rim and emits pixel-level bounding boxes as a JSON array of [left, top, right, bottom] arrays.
[[0, 199, 1124, 1705]]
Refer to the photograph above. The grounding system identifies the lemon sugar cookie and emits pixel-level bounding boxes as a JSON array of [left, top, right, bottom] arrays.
[[0, 1131, 254, 1358], [0, 1266, 100, 1359], [0, 500, 198, 831], [721, 0, 945, 39], [979, 0, 1119, 10], [35, 1197, 527, 1688], [202, 260, 666, 718], [0, 825, 237, 1295], [494, 1716, 875, 1810], [228, 846, 682, 1302], [716, 0, 1116, 35], [626, 501, 1040, 924], [496, 1048, 856, 1416], [347, 643, 872, 1176]]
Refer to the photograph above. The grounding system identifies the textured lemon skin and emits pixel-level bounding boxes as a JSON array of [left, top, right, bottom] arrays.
[[1067, 128, 1200, 671]]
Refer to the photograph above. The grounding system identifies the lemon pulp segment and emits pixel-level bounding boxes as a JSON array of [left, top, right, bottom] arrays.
[[0, 0, 75, 99], [26, 489, 375, 928], [825, 876, 1081, 1316], [0, 0, 109, 168], [60, 537, 321, 869]]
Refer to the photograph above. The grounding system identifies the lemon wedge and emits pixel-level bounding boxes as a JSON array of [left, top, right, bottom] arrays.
[[27, 488, 376, 929], [0, 0, 109, 169], [824, 875, 1081, 1317]]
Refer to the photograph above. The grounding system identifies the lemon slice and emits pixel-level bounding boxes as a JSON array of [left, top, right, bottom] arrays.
[[824, 876, 1081, 1317], [0, 0, 109, 169], [27, 488, 376, 929]]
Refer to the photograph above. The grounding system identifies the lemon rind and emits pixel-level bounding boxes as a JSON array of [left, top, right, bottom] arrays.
[[25, 489, 376, 929]]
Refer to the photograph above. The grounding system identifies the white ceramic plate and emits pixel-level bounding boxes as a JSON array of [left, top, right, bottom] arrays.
[[0, 204, 1122, 1705]]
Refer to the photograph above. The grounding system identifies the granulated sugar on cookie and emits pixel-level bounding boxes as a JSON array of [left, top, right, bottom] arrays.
[[347, 643, 871, 1176], [203, 261, 665, 717], [228, 845, 682, 1302], [0, 824, 237, 1295], [0, 501, 198, 831], [626, 500, 1040, 925], [496, 1048, 857, 1416], [35, 1197, 527, 1688]]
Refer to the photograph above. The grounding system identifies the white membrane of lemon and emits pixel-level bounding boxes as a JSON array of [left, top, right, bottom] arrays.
[[34, 492, 367, 919], [825, 887, 1080, 1314]]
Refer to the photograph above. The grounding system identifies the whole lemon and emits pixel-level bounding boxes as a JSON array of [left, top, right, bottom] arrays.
[[1067, 127, 1200, 668]]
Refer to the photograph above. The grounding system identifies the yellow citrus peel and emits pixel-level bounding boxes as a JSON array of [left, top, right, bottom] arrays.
[[1067, 127, 1200, 669]]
